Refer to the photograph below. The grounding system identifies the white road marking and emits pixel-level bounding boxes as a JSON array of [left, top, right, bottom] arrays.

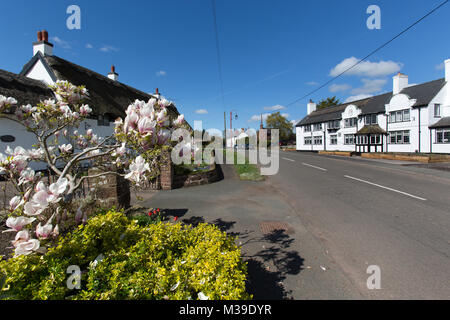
[[344, 175, 427, 201], [301, 162, 327, 171], [282, 157, 295, 162]]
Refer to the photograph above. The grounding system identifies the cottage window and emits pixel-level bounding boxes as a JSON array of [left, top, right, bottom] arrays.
[[330, 135, 338, 145], [434, 104, 441, 118], [313, 123, 323, 131], [344, 134, 355, 145], [304, 125, 312, 132], [304, 137, 312, 145], [389, 130, 410, 144], [436, 128, 450, 143]]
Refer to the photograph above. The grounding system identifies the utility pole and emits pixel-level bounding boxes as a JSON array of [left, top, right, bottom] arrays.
[[224, 111, 227, 148]]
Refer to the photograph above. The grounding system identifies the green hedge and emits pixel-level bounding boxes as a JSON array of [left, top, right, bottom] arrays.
[[0, 210, 250, 300]]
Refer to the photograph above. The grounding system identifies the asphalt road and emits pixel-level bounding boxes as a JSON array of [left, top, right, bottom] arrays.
[[271, 151, 450, 299]]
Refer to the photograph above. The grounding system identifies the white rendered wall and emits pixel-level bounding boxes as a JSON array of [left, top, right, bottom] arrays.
[[25, 60, 55, 85]]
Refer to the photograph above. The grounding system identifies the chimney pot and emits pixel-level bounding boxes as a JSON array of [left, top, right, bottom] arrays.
[[111, 65, 115, 73], [42, 30, 48, 42], [37, 31, 43, 42], [155, 88, 159, 94]]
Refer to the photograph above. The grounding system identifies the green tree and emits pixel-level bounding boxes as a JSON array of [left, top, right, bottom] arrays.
[[265, 112, 293, 142], [316, 96, 340, 110]]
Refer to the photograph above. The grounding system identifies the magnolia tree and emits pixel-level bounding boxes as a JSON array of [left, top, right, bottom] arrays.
[[0, 81, 185, 257]]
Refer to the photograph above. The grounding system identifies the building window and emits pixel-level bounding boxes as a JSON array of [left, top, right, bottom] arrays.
[[304, 137, 312, 145], [389, 130, 410, 144], [328, 120, 340, 129], [313, 123, 323, 131], [357, 136, 368, 144], [434, 104, 441, 118], [365, 114, 378, 125], [369, 135, 381, 144], [98, 114, 110, 126], [389, 109, 411, 123], [436, 128, 450, 143], [344, 134, 355, 145], [330, 135, 338, 145], [304, 125, 312, 132], [313, 136, 323, 145], [344, 118, 357, 128]]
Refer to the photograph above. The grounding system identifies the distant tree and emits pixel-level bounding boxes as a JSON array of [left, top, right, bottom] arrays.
[[265, 112, 293, 142], [316, 96, 340, 110]]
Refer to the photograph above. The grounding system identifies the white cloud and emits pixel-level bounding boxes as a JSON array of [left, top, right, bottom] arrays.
[[156, 70, 167, 77], [195, 109, 208, 114], [99, 45, 119, 53], [263, 104, 286, 111], [350, 78, 387, 95], [330, 57, 403, 78], [329, 83, 352, 93], [86, 43, 93, 49], [344, 94, 373, 103], [51, 36, 71, 49], [306, 81, 319, 86], [249, 113, 289, 122]]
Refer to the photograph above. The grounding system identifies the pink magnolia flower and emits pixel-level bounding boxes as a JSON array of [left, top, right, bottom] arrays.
[[36, 221, 53, 240], [14, 238, 40, 257], [174, 114, 185, 126], [18, 168, 35, 186], [157, 129, 171, 145], [138, 117, 156, 135], [4, 216, 36, 232], [9, 196, 24, 211], [80, 104, 92, 116], [59, 144, 73, 154], [125, 156, 150, 184]]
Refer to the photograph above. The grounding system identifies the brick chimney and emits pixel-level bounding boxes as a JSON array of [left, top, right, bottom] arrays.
[[108, 65, 119, 81], [33, 30, 53, 56], [154, 88, 161, 99]]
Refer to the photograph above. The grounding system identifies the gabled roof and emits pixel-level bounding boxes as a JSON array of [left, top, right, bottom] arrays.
[[296, 77, 448, 127], [429, 117, 450, 129], [0, 68, 53, 107], [399, 78, 446, 108], [296, 97, 371, 126], [359, 92, 392, 115], [20, 53, 181, 120]]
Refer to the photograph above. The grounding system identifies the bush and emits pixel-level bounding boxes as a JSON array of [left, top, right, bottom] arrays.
[[0, 210, 250, 300]]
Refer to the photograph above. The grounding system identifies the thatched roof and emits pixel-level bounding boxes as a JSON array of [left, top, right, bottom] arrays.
[[0, 69, 53, 106], [20, 52, 181, 121]]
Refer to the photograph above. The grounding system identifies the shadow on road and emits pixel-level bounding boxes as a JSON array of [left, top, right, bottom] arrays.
[[181, 216, 303, 300]]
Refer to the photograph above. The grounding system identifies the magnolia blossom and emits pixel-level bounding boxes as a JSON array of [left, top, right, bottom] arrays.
[[24, 178, 68, 216], [35, 219, 53, 240], [0, 95, 17, 108], [18, 168, 36, 186], [124, 156, 150, 184], [138, 117, 156, 135], [9, 196, 24, 211], [157, 129, 171, 145], [80, 104, 92, 116], [59, 144, 73, 154], [174, 114, 185, 126], [4, 216, 36, 232], [14, 238, 40, 257]]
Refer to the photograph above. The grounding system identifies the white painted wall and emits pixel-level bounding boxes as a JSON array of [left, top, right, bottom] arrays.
[[25, 60, 55, 85]]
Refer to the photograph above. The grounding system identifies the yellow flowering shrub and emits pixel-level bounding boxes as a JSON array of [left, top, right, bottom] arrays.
[[0, 210, 251, 300]]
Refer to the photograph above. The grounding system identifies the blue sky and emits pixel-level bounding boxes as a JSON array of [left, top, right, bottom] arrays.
[[0, 0, 449, 131]]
